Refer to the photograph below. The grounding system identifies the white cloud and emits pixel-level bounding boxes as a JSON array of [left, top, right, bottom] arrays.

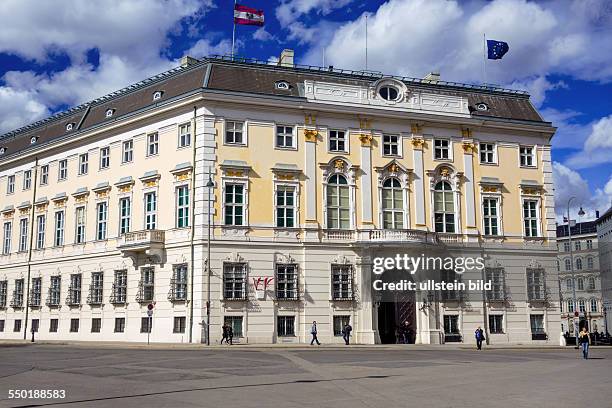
[[508, 76, 567, 108], [0, 87, 49, 134], [276, 0, 354, 25], [253, 27, 276, 42], [540, 108, 590, 150], [565, 115, 612, 169], [185, 39, 233, 59]]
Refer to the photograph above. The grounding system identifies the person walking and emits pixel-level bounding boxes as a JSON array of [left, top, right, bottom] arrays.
[[228, 324, 234, 345], [342, 322, 352, 345], [475, 326, 485, 350], [401, 321, 411, 344], [578, 327, 590, 359], [221, 323, 229, 345], [310, 321, 321, 345]]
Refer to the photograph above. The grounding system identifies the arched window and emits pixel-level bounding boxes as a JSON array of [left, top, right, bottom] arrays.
[[566, 278, 573, 290], [590, 298, 597, 312], [378, 85, 399, 101], [565, 259, 571, 271], [567, 299, 574, 313], [578, 299, 586, 312], [576, 258, 582, 270], [587, 257, 594, 270], [327, 174, 350, 229], [577, 278, 584, 291], [588, 277, 595, 290], [382, 178, 403, 229], [434, 181, 454, 233]]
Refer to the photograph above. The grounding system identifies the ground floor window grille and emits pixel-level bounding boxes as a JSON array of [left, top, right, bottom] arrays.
[[114, 317, 125, 333], [276, 264, 298, 300], [91, 318, 101, 333], [530, 314, 546, 340], [224, 316, 243, 338], [49, 319, 58, 332], [173, 317, 186, 333], [333, 315, 351, 336], [277, 316, 295, 337], [141, 317, 152, 333], [489, 315, 504, 334], [331, 264, 353, 300], [223, 263, 247, 300], [70, 318, 79, 333]]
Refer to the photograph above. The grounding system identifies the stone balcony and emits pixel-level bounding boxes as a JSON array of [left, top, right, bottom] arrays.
[[117, 230, 165, 264], [322, 229, 443, 245]]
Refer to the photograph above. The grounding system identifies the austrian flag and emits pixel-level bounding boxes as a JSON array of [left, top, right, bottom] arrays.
[[234, 3, 264, 26]]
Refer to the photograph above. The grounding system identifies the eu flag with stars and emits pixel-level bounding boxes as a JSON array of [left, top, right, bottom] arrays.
[[487, 40, 509, 60]]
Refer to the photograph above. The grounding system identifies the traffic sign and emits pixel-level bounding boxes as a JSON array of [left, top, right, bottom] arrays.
[[147, 303, 154, 311], [147, 309, 153, 317], [574, 311, 579, 317]]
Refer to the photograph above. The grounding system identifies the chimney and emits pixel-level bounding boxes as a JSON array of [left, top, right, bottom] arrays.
[[278, 49, 294, 68], [423, 72, 440, 83], [180, 55, 198, 68], [596, 210, 600, 218]]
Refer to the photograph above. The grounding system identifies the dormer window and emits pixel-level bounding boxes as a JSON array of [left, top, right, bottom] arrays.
[[105, 109, 115, 118], [30, 136, 39, 145], [153, 91, 163, 101], [476, 103, 489, 111], [66, 123, 74, 131], [0, 147, 6, 155], [275, 81, 290, 90], [379, 85, 400, 101]]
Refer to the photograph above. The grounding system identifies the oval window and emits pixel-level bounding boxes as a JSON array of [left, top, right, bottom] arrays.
[[476, 103, 489, 111], [379, 86, 399, 101]]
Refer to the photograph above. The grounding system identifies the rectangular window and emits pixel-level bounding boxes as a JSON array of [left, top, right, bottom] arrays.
[[277, 316, 295, 337], [68, 274, 82, 305], [179, 123, 191, 147], [89, 272, 104, 305], [141, 317, 152, 333], [485, 268, 505, 301], [223, 263, 247, 300], [70, 318, 79, 333], [170, 264, 188, 301], [14, 319, 22, 332], [530, 314, 545, 338], [78, 153, 88, 175], [31, 319, 39, 333], [30, 277, 42, 307], [91, 318, 101, 333], [75, 206, 86, 244], [173, 316, 186, 333], [333, 315, 351, 336], [276, 186, 295, 228], [147, 132, 159, 156], [586, 239, 593, 250], [111, 270, 127, 304], [23, 170, 32, 190], [7, 175, 15, 194], [99, 147, 110, 169], [224, 184, 244, 226], [434, 139, 450, 160], [523, 200, 539, 237], [138, 267, 155, 303], [0, 320, 4, 332], [18, 218, 28, 252], [276, 125, 294, 148], [54, 211, 65, 246], [329, 130, 346, 152], [176, 186, 189, 228], [40, 165, 49, 185], [6, 175, 15, 194], [574, 241, 581, 251], [0, 281, 7, 308], [382, 134, 399, 156], [224, 316, 243, 337], [36, 215, 45, 249], [96, 202, 108, 240], [563, 242, 570, 252], [519, 146, 535, 167], [527, 268, 546, 301], [122, 140, 133, 163], [443, 315, 459, 334], [482, 198, 499, 236], [49, 319, 58, 333], [276, 264, 298, 300], [119, 197, 131, 234], [114, 317, 125, 333], [225, 121, 244, 145], [58, 159, 68, 180], [2, 221, 12, 255], [480, 143, 495, 164], [48, 276, 61, 306], [331, 264, 353, 300], [12, 279, 24, 307], [489, 315, 504, 334], [144, 192, 157, 230]]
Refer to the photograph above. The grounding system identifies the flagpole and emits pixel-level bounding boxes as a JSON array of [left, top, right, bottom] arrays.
[[365, 14, 368, 71], [483, 33, 487, 86], [231, 0, 237, 59]]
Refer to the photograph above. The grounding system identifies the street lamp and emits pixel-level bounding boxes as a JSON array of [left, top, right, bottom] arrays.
[[566, 198, 585, 348], [206, 167, 214, 346]]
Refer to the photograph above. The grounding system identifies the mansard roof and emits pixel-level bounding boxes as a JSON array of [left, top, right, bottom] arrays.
[[0, 55, 550, 162]]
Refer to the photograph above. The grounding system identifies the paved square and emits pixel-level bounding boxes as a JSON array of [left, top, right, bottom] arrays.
[[0, 345, 610, 408]]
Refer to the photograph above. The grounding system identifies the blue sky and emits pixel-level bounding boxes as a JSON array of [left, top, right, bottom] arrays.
[[1, 0, 611, 219]]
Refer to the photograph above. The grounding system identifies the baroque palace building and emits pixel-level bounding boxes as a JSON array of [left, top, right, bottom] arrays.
[[0, 50, 559, 344]]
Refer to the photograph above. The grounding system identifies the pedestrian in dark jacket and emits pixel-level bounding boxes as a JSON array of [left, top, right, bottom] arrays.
[[228, 325, 234, 345], [342, 322, 352, 345], [310, 321, 321, 345], [475, 326, 485, 350], [221, 323, 229, 345], [579, 327, 590, 359]]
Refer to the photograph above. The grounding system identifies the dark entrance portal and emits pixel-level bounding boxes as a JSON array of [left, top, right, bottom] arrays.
[[377, 290, 416, 344]]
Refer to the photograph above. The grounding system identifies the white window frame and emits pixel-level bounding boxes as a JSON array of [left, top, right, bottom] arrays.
[[18, 218, 28, 252], [119, 197, 131, 234], [224, 120, 246, 146], [178, 122, 191, 148], [99, 147, 110, 169], [328, 129, 348, 153], [175, 185, 189, 228], [479, 142, 497, 164], [382, 134, 401, 157], [276, 264, 299, 300], [519, 145, 537, 168], [75, 206, 86, 244], [40, 165, 49, 185], [147, 132, 159, 156], [380, 177, 406, 229], [144, 192, 157, 230], [275, 124, 296, 150], [7, 175, 15, 194], [23, 170, 32, 190], [96, 201, 108, 240], [122, 140, 133, 163], [78, 153, 88, 175], [223, 183, 246, 226], [522, 198, 541, 237], [325, 174, 352, 230], [481, 196, 502, 236], [275, 185, 297, 228], [433, 138, 452, 161], [433, 181, 456, 233], [58, 159, 68, 180], [2, 221, 12, 255], [36, 214, 45, 249], [54, 210, 65, 246], [321, 160, 356, 230]]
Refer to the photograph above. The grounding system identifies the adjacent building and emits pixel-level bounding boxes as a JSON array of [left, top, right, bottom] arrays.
[[0, 50, 559, 344], [596, 206, 612, 334]]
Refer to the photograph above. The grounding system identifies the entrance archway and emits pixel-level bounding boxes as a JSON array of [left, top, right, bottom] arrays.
[[377, 290, 416, 344]]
